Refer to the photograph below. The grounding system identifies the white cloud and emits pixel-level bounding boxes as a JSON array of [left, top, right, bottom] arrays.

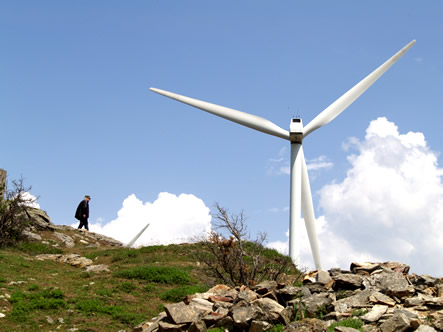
[[269, 117, 443, 276], [307, 156, 333, 171], [319, 117, 443, 275], [77, 192, 212, 246], [20, 192, 40, 209]]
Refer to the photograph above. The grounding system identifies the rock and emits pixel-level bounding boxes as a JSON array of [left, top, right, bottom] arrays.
[[350, 262, 381, 275], [333, 273, 364, 290], [316, 270, 333, 285], [368, 291, 396, 306], [206, 284, 237, 299], [382, 262, 410, 274], [415, 325, 437, 332], [379, 312, 410, 332], [22, 230, 42, 241], [231, 305, 264, 327], [254, 280, 278, 294], [283, 318, 328, 332], [136, 261, 443, 332], [374, 272, 415, 298], [208, 295, 231, 303], [164, 301, 199, 324], [54, 232, 75, 248], [361, 304, 388, 322], [36, 254, 93, 268], [26, 207, 55, 231], [85, 264, 110, 273], [249, 320, 272, 332], [278, 285, 311, 300], [404, 296, 425, 307], [188, 320, 206, 332], [201, 311, 226, 325], [237, 287, 258, 302], [254, 298, 286, 323], [189, 298, 213, 314], [303, 293, 333, 318], [158, 320, 186, 331], [334, 289, 372, 309]]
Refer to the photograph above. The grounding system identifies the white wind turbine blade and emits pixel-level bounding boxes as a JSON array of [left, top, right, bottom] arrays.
[[300, 147, 322, 270], [125, 222, 150, 247], [150, 87, 290, 140], [303, 40, 416, 138]]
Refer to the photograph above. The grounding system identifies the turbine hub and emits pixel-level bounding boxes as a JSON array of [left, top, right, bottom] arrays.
[[289, 118, 303, 143]]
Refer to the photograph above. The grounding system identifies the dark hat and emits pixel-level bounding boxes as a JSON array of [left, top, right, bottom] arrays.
[[85, 195, 91, 199]]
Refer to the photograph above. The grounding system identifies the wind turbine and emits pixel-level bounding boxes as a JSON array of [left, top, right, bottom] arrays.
[[150, 40, 416, 269]]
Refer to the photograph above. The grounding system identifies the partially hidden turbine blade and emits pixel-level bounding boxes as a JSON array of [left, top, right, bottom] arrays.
[[125, 222, 150, 247], [150, 87, 290, 140], [303, 40, 416, 138], [300, 147, 322, 270]]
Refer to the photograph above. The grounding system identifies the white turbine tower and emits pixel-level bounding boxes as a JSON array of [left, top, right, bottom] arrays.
[[150, 40, 415, 270]]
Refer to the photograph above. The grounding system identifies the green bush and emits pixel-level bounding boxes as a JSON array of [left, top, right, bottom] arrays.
[[160, 285, 207, 302], [114, 266, 191, 284]]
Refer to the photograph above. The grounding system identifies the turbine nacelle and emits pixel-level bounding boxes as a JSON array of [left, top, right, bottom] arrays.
[[290, 118, 304, 144]]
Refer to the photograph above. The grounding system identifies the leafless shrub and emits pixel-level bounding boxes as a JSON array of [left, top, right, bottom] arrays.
[[195, 203, 296, 287], [0, 177, 36, 247]]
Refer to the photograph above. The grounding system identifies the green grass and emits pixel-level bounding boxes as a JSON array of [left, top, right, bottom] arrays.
[[74, 298, 144, 325], [15, 241, 63, 255], [328, 318, 364, 332], [8, 287, 67, 322], [0, 238, 299, 331], [159, 285, 208, 302], [113, 265, 192, 284]]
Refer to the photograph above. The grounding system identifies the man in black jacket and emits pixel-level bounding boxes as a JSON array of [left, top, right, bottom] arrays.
[[75, 195, 91, 231]]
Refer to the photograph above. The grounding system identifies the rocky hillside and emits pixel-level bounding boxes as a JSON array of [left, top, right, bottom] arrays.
[[23, 207, 123, 248], [2, 208, 443, 331], [135, 262, 443, 332]]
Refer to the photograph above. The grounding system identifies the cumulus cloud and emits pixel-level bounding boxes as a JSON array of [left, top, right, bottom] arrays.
[[269, 117, 443, 276], [20, 192, 40, 209], [319, 117, 443, 275], [79, 192, 212, 246]]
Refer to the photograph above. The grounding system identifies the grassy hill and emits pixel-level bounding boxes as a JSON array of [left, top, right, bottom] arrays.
[[0, 234, 296, 331], [0, 241, 212, 331]]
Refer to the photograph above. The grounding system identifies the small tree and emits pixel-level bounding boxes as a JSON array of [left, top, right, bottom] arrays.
[[196, 203, 296, 287], [0, 177, 36, 247]]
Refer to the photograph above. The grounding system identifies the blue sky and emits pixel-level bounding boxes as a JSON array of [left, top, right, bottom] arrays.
[[2, 1, 443, 275]]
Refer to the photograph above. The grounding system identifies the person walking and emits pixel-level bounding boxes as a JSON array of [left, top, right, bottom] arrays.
[[75, 195, 91, 231]]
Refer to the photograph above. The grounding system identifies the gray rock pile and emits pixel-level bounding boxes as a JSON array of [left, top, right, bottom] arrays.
[[134, 262, 443, 332]]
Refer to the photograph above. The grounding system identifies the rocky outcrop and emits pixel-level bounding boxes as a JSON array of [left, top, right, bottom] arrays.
[[23, 207, 123, 248], [134, 262, 443, 332]]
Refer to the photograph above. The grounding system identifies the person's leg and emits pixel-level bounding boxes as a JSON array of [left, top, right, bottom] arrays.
[[78, 218, 86, 229]]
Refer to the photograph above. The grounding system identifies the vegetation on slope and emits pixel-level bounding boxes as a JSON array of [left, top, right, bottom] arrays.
[[0, 240, 297, 331]]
